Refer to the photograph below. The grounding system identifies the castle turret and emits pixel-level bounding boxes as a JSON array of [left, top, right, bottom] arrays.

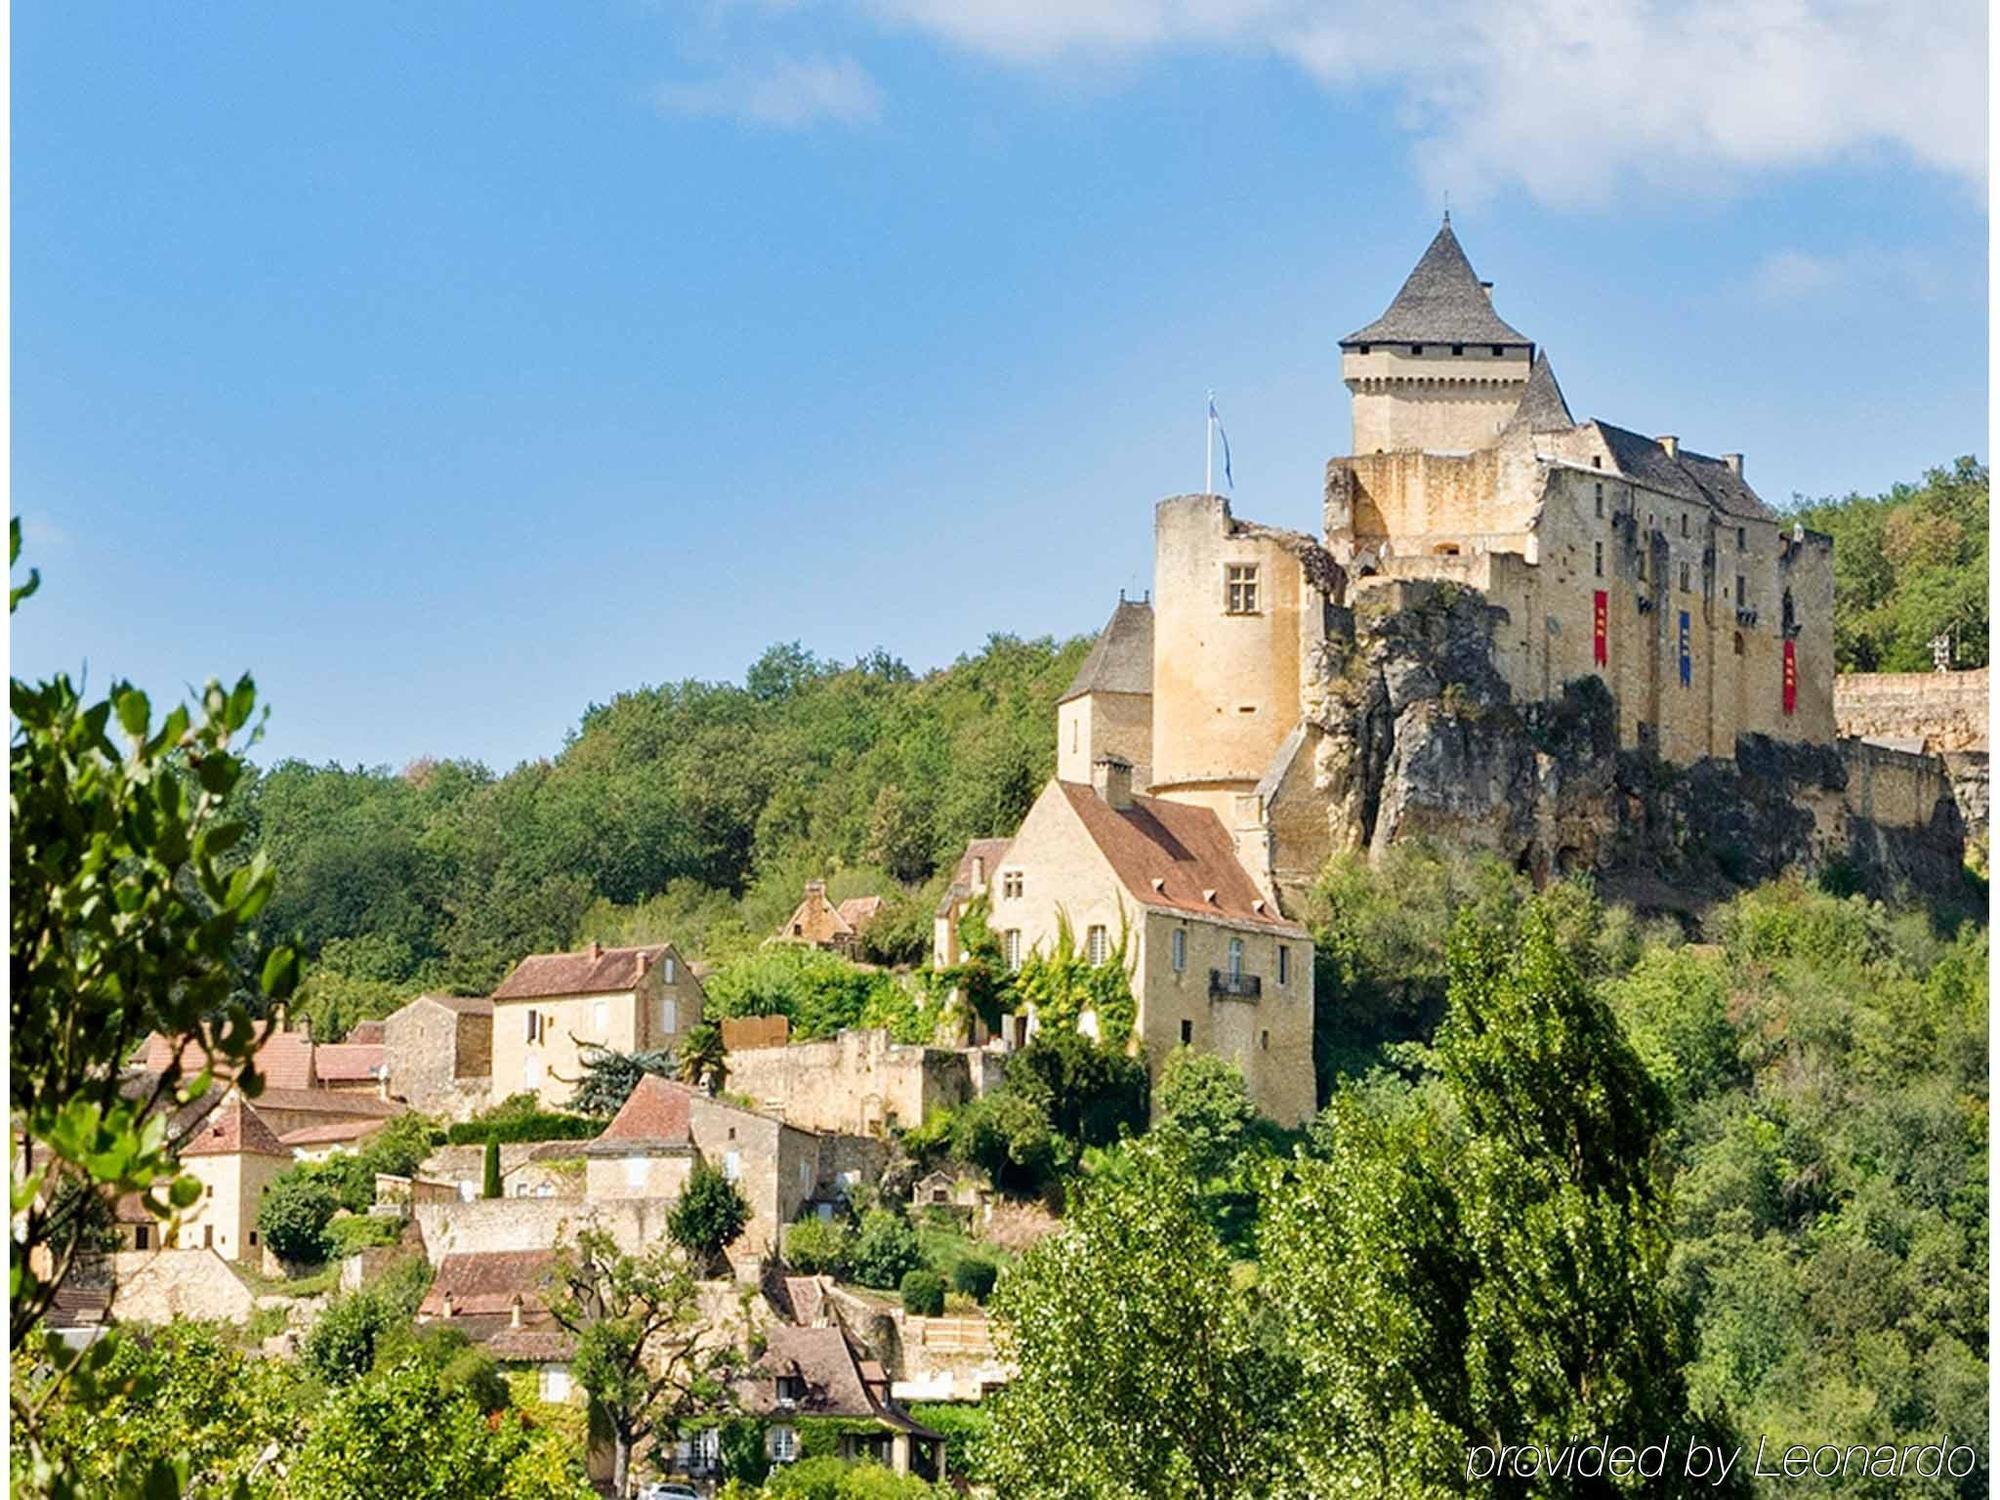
[[1148, 495, 1312, 824], [1057, 597, 1154, 789], [1340, 217, 1534, 455]]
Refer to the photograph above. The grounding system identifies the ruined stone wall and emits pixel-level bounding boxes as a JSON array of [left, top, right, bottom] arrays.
[[1835, 669, 1989, 752], [723, 1029, 975, 1137], [414, 1199, 675, 1263]]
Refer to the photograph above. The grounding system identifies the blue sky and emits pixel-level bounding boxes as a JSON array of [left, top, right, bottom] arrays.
[[13, 2, 1988, 771]]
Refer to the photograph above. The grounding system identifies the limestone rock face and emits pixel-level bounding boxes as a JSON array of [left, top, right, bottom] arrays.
[[1291, 582, 1968, 905]]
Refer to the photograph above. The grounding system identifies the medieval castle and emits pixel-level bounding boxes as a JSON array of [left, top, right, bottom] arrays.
[[1060, 217, 1839, 900]]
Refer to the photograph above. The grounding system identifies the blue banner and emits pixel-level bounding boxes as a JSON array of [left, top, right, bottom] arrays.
[[1679, 611, 1692, 686]]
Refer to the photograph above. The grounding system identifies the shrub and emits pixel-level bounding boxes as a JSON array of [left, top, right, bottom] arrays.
[[783, 1217, 852, 1278], [445, 1111, 598, 1147], [668, 1162, 752, 1266], [326, 1213, 401, 1259], [303, 1289, 401, 1386], [257, 1173, 341, 1265], [900, 1269, 946, 1317], [948, 1257, 998, 1303], [850, 1210, 921, 1290]]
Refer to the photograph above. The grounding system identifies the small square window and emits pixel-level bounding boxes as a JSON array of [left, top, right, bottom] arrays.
[[1451, 344, 1464, 356], [1410, 344, 1424, 355], [1002, 871, 1024, 899], [1490, 344, 1503, 356], [1180, 1019, 1193, 1045], [1592, 455, 1602, 469], [1224, 564, 1260, 615]]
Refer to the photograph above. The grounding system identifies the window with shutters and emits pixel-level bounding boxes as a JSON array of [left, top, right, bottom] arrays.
[[1086, 925, 1109, 964], [1004, 930, 1023, 971], [1171, 928, 1186, 973]]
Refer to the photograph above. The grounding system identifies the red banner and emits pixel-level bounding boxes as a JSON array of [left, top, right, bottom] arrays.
[[1782, 639, 1797, 715], [1593, 590, 1608, 666]]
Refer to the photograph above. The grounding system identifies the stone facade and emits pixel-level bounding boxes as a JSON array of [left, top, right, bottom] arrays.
[[383, 994, 493, 1120], [1835, 668, 1989, 753], [103, 1249, 258, 1324], [489, 943, 705, 1110], [722, 1029, 981, 1137]]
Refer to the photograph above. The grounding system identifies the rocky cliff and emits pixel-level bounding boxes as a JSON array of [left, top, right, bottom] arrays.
[[1281, 580, 1970, 911]]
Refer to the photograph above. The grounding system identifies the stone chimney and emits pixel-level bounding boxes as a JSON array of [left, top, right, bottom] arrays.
[[440, 1290, 455, 1319], [509, 1294, 523, 1330], [805, 879, 827, 899], [1657, 435, 1679, 458], [1091, 754, 1134, 811], [589, 940, 602, 959], [634, 950, 651, 977], [970, 856, 986, 885], [1722, 453, 1743, 477]]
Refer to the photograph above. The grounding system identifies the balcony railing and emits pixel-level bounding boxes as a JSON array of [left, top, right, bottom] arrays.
[[1209, 970, 1261, 1000]]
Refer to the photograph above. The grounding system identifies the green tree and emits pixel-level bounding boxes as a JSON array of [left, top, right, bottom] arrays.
[[10, 530, 302, 1487], [849, 1209, 922, 1290], [676, 1021, 730, 1095], [1150, 1046, 1256, 1181], [258, 1172, 341, 1266], [1261, 902, 1716, 1497], [569, 1044, 674, 1118], [667, 1161, 752, 1270], [305, 1285, 405, 1386], [483, 1136, 503, 1199], [782, 1216, 853, 1277], [987, 1138, 1291, 1498], [546, 1227, 746, 1498], [900, 1268, 946, 1316]]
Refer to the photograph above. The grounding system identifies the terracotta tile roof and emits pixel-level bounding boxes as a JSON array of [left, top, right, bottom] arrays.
[[180, 1095, 292, 1159], [344, 1021, 386, 1045], [1055, 782, 1306, 935], [480, 1326, 576, 1362], [279, 1118, 389, 1148], [491, 946, 668, 1002], [1342, 219, 1531, 348], [141, 1026, 317, 1091], [251, 1087, 405, 1119], [419, 1250, 558, 1320], [740, 1326, 940, 1438], [836, 895, 887, 930], [1060, 598, 1154, 703], [952, 839, 1013, 888], [313, 1044, 386, 1083], [593, 1074, 693, 1148], [401, 993, 494, 1017]]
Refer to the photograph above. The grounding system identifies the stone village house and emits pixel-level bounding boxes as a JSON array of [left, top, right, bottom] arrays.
[[489, 942, 705, 1111]]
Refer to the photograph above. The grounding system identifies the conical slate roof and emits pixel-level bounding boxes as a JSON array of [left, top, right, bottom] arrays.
[[1507, 350, 1574, 430], [1341, 219, 1531, 348], [1059, 598, 1153, 704]]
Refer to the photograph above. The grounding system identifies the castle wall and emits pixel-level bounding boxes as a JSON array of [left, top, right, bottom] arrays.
[[1835, 669, 1989, 752], [722, 1029, 976, 1137], [1150, 496, 1310, 800]]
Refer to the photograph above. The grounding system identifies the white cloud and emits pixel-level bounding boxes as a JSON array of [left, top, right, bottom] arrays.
[[858, 0, 1987, 205], [1750, 245, 1951, 304], [656, 54, 884, 129]]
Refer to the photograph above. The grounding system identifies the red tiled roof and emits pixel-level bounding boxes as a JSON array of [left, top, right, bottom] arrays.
[[491, 946, 668, 1002], [402, 993, 494, 1017], [1054, 782, 1306, 934], [953, 838, 1013, 888], [180, 1095, 292, 1159], [836, 896, 886, 929], [344, 1021, 386, 1045], [279, 1118, 389, 1147], [313, 1044, 386, 1083], [251, 1087, 405, 1119], [141, 1026, 317, 1091], [596, 1075, 692, 1146], [419, 1250, 558, 1319]]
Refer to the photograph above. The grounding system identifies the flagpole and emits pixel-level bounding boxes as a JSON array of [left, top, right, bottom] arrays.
[[1204, 389, 1214, 495]]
